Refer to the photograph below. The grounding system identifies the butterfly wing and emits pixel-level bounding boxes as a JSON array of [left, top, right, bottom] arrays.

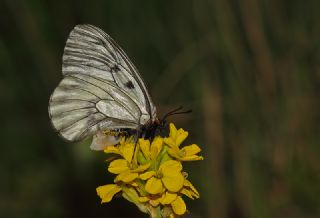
[[49, 24, 157, 142]]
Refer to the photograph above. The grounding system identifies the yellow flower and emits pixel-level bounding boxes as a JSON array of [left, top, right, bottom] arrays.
[[104, 137, 135, 162], [139, 191, 186, 216], [105, 138, 150, 183], [140, 160, 185, 194], [164, 123, 188, 148], [95, 123, 203, 218], [139, 137, 164, 161], [165, 123, 203, 161], [108, 158, 150, 183], [167, 143, 203, 161]]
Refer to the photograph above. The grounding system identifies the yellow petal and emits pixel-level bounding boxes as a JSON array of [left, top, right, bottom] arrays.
[[150, 137, 163, 160], [175, 129, 188, 147], [133, 143, 140, 164], [131, 163, 151, 173], [160, 160, 183, 175], [179, 155, 204, 161], [180, 188, 195, 199], [171, 196, 186, 215], [140, 171, 156, 180], [139, 196, 149, 202], [167, 147, 181, 159], [150, 199, 160, 207], [119, 136, 126, 145], [160, 192, 177, 205], [182, 144, 201, 155], [139, 138, 151, 159], [145, 177, 163, 194], [96, 184, 121, 203], [167, 144, 203, 161], [162, 172, 185, 192], [169, 123, 177, 139], [121, 142, 135, 162], [183, 179, 200, 198], [108, 159, 129, 174], [164, 138, 175, 148], [115, 171, 138, 183], [131, 182, 139, 187], [104, 145, 121, 154]]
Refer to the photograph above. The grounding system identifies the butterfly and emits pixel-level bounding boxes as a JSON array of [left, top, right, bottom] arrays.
[[49, 24, 189, 150]]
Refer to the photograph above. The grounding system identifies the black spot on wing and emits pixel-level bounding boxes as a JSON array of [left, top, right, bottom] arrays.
[[111, 64, 120, 72], [125, 81, 135, 89]]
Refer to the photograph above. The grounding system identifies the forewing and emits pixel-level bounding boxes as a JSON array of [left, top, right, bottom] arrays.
[[62, 24, 157, 120]]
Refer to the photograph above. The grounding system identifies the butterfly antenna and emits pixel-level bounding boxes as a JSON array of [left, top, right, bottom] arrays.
[[160, 106, 192, 123]]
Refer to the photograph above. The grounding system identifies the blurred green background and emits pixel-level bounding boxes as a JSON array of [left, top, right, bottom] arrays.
[[1, 0, 320, 217]]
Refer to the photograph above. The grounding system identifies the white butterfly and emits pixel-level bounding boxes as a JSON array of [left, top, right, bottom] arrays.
[[48, 24, 158, 150]]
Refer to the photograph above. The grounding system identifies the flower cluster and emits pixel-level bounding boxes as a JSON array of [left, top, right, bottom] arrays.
[[96, 123, 203, 218]]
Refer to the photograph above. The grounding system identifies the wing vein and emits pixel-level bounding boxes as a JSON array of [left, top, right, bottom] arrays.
[[68, 74, 141, 120], [58, 86, 102, 101], [59, 112, 100, 132], [51, 98, 96, 104], [78, 115, 138, 139], [53, 107, 96, 116]]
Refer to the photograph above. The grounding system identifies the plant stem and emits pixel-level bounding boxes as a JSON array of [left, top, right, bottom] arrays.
[[150, 206, 162, 218]]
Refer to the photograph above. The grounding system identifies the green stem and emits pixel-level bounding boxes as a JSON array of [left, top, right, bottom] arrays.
[[150, 206, 162, 218]]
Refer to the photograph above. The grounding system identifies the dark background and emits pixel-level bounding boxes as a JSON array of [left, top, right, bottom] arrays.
[[1, 0, 320, 218]]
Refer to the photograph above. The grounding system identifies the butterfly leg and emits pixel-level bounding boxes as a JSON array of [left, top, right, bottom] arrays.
[[131, 127, 142, 162]]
